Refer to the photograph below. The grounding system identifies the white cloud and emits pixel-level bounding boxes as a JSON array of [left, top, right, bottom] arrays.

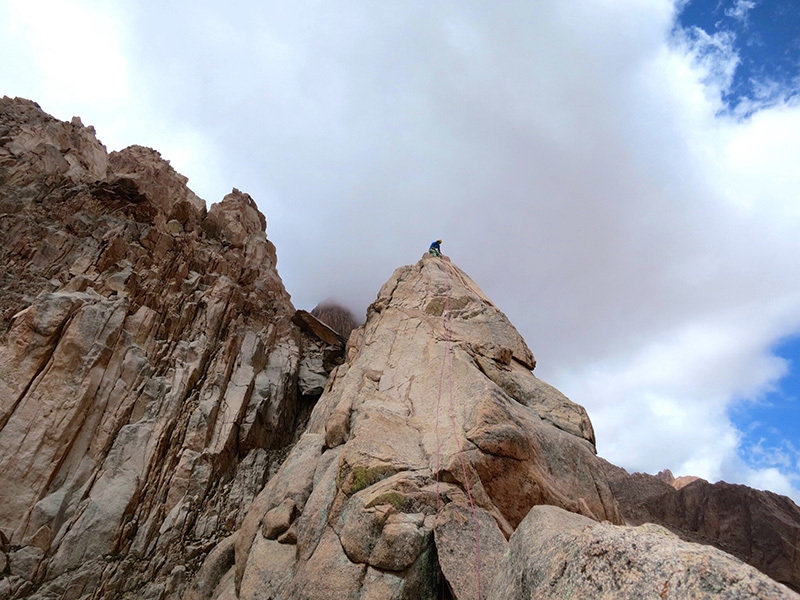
[[1, 0, 130, 111], [725, 0, 758, 24], [672, 26, 741, 99], [739, 456, 800, 504], [2, 0, 800, 502], [720, 101, 800, 220], [555, 306, 797, 484], [544, 8, 800, 498]]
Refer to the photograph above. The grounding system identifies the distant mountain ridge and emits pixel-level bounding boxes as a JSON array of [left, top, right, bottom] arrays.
[[0, 97, 797, 599], [310, 300, 359, 340], [602, 460, 800, 592]]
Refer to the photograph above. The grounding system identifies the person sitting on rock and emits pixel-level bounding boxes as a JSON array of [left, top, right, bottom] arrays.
[[429, 239, 442, 257]]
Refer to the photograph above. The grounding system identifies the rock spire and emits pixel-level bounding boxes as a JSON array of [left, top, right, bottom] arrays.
[[223, 254, 621, 599]]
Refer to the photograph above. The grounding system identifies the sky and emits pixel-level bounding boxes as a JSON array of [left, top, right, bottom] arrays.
[[2, 0, 800, 503]]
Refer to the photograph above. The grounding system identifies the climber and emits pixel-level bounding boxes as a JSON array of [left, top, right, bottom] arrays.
[[428, 239, 442, 257]]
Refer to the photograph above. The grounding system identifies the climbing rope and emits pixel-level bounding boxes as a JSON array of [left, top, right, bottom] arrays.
[[434, 259, 483, 599]]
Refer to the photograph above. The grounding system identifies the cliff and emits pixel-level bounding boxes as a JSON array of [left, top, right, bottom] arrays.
[[0, 97, 342, 599], [1, 97, 798, 600]]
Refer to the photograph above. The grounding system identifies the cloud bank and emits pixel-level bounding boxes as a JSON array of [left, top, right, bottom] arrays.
[[2, 0, 799, 501]]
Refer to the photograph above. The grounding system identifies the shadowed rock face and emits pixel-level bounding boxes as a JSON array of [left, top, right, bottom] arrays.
[[0, 97, 339, 600], [310, 301, 360, 340], [602, 461, 800, 593], [225, 255, 621, 600]]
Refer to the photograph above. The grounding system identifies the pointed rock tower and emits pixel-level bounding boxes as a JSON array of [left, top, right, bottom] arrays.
[[221, 255, 621, 600]]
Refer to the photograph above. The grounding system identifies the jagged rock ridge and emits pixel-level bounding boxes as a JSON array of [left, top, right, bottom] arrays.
[[0, 97, 341, 599]]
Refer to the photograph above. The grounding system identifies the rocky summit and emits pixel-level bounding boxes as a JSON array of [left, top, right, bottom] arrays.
[[1, 97, 799, 600], [225, 254, 621, 600]]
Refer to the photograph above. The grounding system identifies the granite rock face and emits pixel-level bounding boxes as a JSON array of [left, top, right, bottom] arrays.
[[603, 461, 800, 593], [0, 97, 340, 600], [219, 255, 621, 600], [487, 504, 799, 600]]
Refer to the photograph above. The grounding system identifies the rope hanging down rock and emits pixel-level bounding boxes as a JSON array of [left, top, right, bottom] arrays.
[[434, 259, 483, 599]]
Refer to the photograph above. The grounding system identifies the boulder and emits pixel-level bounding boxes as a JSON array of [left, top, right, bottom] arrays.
[[487, 504, 800, 600], [434, 502, 507, 600]]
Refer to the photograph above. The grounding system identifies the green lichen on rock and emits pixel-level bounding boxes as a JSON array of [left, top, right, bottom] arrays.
[[340, 463, 396, 495]]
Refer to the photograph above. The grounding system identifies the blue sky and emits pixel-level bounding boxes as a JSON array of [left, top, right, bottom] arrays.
[[677, 0, 800, 496], [732, 335, 800, 488], [678, 0, 800, 109], [1, 0, 800, 502]]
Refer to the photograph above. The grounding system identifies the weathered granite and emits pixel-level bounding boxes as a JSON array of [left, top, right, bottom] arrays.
[[221, 255, 621, 599], [487, 504, 800, 600], [0, 97, 341, 600]]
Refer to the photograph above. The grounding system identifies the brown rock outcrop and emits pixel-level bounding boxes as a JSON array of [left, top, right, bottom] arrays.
[[310, 301, 359, 340], [655, 467, 701, 490], [218, 255, 621, 600], [487, 504, 799, 599], [603, 460, 800, 592], [0, 97, 341, 599]]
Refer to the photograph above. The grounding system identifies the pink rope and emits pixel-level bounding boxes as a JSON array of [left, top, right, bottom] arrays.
[[435, 292, 446, 514], [438, 261, 483, 600], [434, 265, 448, 598]]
